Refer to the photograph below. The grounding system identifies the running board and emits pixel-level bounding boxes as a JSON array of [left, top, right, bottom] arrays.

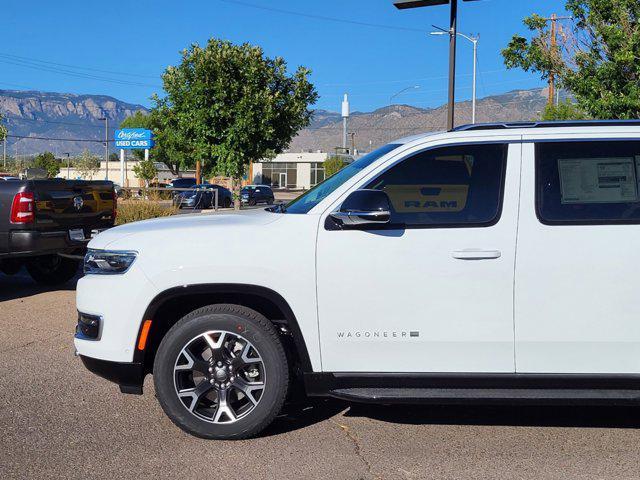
[[328, 387, 640, 405]]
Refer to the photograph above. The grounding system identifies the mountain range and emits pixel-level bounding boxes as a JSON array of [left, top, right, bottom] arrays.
[[0, 88, 550, 157]]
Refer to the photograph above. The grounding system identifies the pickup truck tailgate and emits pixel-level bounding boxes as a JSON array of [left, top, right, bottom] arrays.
[[32, 180, 115, 231]]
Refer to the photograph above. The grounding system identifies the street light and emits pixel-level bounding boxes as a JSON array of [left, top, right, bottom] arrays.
[[394, 0, 482, 130], [390, 85, 421, 107], [97, 116, 109, 180], [431, 29, 479, 124]]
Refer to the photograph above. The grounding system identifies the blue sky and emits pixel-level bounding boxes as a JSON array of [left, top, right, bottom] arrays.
[[3, 0, 567, 112]]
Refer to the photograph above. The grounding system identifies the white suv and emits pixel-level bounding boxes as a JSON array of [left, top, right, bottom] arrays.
[[75, 121, 640, 439]]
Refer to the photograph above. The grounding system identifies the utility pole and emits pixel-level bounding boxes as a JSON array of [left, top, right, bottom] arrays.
[[542, 13, 571, 106], [98, 116, 109, 180], [349, 132, 356, 156], [2, 139, 5, 170], [65, 153, 70, 179]]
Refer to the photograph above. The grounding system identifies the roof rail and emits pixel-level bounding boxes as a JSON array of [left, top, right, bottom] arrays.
[[452, 120, 640, 132]]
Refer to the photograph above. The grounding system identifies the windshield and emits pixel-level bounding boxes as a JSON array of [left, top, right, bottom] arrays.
[[284, 144, 401, 214]]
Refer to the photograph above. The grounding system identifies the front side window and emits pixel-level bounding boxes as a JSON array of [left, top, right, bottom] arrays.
[[365, 143, 507, 227], [536, 141, 640, 224]]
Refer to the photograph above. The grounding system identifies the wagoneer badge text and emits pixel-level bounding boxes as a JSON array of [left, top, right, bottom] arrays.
[[337, 331, 420, 339]]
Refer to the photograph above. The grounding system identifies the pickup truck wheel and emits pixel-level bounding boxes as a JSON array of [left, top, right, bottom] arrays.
[[153, 304, 289, 440], [26, 255, 79, 285]]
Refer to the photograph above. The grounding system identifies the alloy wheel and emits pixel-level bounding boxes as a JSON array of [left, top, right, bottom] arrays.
[[173, 330, 266, 424]]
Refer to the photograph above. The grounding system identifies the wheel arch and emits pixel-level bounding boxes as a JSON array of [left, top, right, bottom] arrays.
[[134, 284, 313, 375]]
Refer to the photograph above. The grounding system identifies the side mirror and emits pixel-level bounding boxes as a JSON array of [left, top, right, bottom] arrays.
[[330, 189, 391, 226]]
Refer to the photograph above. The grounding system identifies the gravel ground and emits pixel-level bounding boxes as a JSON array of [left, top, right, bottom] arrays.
[[2, 271, 640, 479]]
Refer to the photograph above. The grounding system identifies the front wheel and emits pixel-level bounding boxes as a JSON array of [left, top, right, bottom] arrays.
[[153, 304, 289, 439], [26, 255, 79, 285]]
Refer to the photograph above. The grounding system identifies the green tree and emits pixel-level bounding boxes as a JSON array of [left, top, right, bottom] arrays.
[[132, 157, 158, 187], [74, 149, 100, 179], [324, 156, 346, 177], [34, 151, 61, 178], [155, 38, 317, 208], [502, 1, 640, 119], [541, 100, 588, 121]]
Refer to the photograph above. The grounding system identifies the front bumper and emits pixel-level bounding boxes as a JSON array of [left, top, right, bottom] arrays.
[[79, 355, 145, 395]]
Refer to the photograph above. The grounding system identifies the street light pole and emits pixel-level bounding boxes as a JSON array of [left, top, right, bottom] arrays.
[[65, 153, 70, 179], [389, 85, 421, 107], [446, 0, 458, 131], [431, 29, 478, 123], [394, 0, 481, 130]]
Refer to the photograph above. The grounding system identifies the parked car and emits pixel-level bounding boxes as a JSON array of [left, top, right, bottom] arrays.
[[75, 120, 640, 440], [0, 179, 115, 284], [173, 184, 233, 209], [240, 185, 274, 205], [167, 178, 198, 190]]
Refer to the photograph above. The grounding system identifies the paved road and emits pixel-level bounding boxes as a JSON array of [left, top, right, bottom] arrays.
[[2, 272, 640, 479]]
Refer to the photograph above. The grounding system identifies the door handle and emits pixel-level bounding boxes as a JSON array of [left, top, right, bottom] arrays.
[[452, 249, 501, 260]]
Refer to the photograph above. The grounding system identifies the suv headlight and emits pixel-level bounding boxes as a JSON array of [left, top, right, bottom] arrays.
[[84, 249, 137, 275]]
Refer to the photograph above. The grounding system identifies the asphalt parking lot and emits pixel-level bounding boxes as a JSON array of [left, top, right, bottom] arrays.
[[2, 272, 640, 479]]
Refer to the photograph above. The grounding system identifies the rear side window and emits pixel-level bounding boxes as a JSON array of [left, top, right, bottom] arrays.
[[366, 143, 507, 227], [536, 141, 640, 224]]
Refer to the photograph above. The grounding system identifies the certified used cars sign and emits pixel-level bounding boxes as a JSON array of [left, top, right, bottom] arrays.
[[114, 128, 154, 149]]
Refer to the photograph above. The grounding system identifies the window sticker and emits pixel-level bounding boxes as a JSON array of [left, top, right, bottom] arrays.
[[558, 157, 638, 204]]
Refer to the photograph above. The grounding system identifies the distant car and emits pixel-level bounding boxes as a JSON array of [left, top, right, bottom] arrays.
[[173, 184, 233, 209], [241, 185, 275, 206], [167, 178, 198, 190]]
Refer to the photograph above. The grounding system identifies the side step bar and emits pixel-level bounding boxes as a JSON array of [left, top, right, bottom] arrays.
[[328, 388, 640, 405]]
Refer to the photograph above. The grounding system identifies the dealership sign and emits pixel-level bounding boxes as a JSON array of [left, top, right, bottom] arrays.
[[114, 128, 154, 149]]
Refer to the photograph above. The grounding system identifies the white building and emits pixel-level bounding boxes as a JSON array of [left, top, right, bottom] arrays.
[[251, 152, 329, 190]]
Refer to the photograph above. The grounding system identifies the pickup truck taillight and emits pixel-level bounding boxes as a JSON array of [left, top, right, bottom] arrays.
[[10, 192, 35, 224]]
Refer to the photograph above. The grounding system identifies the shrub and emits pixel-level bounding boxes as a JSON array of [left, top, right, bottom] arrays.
[[116, 200, 178, 225]]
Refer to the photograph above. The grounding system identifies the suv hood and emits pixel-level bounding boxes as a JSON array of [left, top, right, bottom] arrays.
[[90, 208, 282, 250]]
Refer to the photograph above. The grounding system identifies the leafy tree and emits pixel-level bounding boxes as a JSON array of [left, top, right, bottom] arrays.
[[155, 38, 318, 208], [74, 149, 100, 179], [541, 100, 588, 121], [502, 0, 640, 119], [132, 157, 158, 187], [33, 151, 61, 178], [324, 156, 347, 177]]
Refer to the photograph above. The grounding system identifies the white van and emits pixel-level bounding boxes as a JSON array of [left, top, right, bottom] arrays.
[[75, 121, 640, 439]]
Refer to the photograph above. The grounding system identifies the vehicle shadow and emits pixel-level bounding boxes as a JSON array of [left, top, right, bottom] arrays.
[[262, 399, 640, 437], [343, 402, 640, 430], [0, 269, 79, 302]]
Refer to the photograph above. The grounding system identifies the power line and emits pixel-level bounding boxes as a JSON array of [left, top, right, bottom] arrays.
[[7, 134, 114, 143], [0, 53, 159, 79], [220, 0, 426, 33], [0, 57, 162, 88]]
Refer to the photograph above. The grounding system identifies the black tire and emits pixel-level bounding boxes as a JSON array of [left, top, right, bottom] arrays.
[[153, 304, 289, 440], [26, 255, 79, 286], [223, 197, 232, 208], [249, 198, 257, 206]]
